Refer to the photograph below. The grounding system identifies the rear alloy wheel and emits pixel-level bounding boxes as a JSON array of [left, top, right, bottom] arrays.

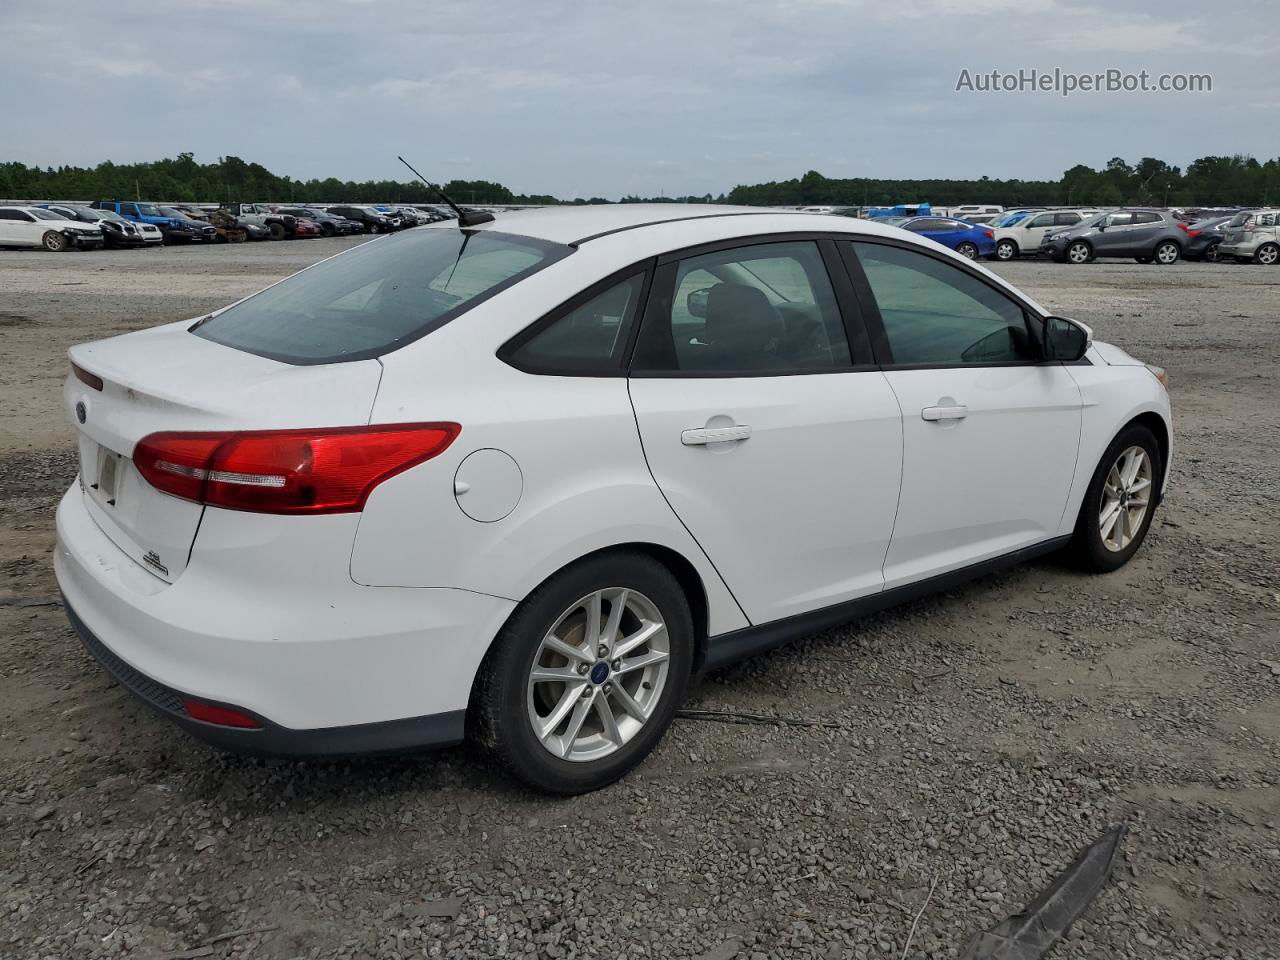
[[1070, 424, 1161, 572], [42, 230, 69, 252], [956, 242, 979, 260], [1154, 241, 1181, 265], [994, 239, 1018, 261], [1203, 243, 1221, 263], [1067, 241, 1092, 264], [1254, 243, 1279, 265], [473, 552, 692, 794]]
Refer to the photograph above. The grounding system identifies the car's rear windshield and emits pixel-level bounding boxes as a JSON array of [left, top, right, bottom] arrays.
[[191, 228, 572, 364]]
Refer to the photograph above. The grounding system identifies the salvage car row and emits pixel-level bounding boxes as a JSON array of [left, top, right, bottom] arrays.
[[0, 201, 453, 251], [880, 207, 1280, 265]]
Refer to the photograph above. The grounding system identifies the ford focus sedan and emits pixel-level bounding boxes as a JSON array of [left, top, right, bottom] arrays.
[[56, 206, 1172, 793]]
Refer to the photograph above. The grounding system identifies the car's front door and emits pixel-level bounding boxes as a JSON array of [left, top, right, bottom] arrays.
[[1019, 212, 1058, 249], [1091, 212, 1134, 255], [844, 240, 1082, 588], [627, 237, 904, 625]]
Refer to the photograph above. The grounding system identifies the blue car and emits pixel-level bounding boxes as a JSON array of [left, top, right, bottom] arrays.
[[894, 216, 995, 259]]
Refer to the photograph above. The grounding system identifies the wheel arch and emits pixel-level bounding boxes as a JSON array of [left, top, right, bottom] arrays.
[[1126, 411, 1170, 502]]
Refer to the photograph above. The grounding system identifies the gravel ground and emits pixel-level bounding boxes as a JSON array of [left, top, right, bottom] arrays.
[[1, 239, 1277, 960]]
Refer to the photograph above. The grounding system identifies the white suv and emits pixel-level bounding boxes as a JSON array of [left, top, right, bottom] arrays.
[[989, 209, 1100, 261], [0, 206, 104, 251], [56, 205, 1172, 793]]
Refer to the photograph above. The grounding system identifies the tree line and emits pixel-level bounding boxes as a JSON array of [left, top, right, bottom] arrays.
[[2, 152, 1277, 208]]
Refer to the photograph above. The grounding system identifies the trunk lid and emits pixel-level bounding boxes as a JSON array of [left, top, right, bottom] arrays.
[[66, 321, 382, 581]]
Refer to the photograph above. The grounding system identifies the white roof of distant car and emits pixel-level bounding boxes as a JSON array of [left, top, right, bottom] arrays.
[[437, 203, 907, 246]]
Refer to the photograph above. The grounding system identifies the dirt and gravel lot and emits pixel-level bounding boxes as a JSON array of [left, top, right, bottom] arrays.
[[1, 238, 1277, 960]]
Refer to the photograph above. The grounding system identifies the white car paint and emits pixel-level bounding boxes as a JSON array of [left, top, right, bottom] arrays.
[[990, 209, 1101, 259], [0, 205, 103, 248], [54, 204, 1172, 763]]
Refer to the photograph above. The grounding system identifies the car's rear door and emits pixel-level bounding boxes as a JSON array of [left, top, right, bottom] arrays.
[[842, 239, 1082, 588], [1124, 212, 1165, 254], [627, 236, 903, 625]]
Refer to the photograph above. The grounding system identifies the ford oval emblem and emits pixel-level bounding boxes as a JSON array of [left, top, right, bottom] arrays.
[[75, 400, 87, 424]]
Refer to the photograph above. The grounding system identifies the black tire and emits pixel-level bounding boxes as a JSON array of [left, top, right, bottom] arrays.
[[1066, 240, 1091, 265], [1153, 240, 1181, 265], [956, 242, 979, 260], [320, 222, 335, 237], [368, 223, 381, 234], [472, 551, 693, 794], [1203, 243, 1220, 263], [1253, 243, 1279, 266], [268, 221, 287, 241], [1068, 423, 1162, 573], [42, 230, 68, 252], [994, 239, 1018, 261], [1135, 256, 1152, 264]]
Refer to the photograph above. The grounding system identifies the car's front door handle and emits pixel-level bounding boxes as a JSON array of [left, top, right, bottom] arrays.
[[921, 404, 968, 422], [681, 425, 752, 445]]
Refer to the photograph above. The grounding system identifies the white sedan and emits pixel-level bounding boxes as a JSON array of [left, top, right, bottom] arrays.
[[55, 205, 1171, 793], [0, 205, 104, 251]]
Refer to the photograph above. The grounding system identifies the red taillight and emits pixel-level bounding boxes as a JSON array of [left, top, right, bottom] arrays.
[[71, 362, 103, 392], [134, 423, 460, 514], [183, 698, 261, 728], [985, 229, 994, 238]]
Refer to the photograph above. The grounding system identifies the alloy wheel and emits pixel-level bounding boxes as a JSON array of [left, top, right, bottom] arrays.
[[1068, 242, 1090, 264], [957, 242, 978, 259], [1256, 244, 1279, 265], [1099, 445, 1153, 552], [995, 240, 1016, 261], [526, 588, 670, 762], [1155, 242, 1179, 264]]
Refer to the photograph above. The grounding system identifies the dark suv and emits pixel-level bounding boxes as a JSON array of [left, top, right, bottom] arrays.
[[1040, 209, 1186, 265], [275, 207, 362, 237], [325, 205, 396, 234]]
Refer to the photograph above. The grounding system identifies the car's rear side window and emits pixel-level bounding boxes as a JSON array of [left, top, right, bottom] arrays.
[[192, 229, 572, 364]]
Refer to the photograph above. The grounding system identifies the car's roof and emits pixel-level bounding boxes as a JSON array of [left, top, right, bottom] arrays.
[[458, 203, 841, 246]]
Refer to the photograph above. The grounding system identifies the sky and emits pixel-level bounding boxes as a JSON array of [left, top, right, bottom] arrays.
[[3, 0, 1276, 198]]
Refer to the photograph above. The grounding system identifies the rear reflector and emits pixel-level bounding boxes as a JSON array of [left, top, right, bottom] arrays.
[[134, 423, 460, 514], [71, 362, 103, 391], [183, 698, 261, 728]]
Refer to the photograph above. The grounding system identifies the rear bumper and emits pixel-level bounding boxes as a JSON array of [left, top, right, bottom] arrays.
[[54, 485, 516, 752], [64, 597, 466, 755]]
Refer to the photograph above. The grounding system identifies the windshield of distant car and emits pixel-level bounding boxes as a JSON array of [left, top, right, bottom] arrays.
[[879, 217, 910, 226], [192, 228, 572, 364], [159, 207, 190, 220], [136, 204, 162, 216], [991, 212, 1028, 227], [1227, 212, 1252, 227], [85, 208, 123, 221], [30, 208, 69, 221]]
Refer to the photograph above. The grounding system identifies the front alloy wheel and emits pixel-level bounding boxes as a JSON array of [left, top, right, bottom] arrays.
[[994, 239, 1018, 261], [1070, 423, 1161, 572], [42, 230, 69, 252], [1099, 446, 1153, 552], [1067, 241, 1091, 264]]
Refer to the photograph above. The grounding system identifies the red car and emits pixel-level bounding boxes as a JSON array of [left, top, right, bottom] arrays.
[[292, 217, 322, 238]]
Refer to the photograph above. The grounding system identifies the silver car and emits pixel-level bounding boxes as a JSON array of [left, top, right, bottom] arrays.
[[1217, 210, 1280, 265]]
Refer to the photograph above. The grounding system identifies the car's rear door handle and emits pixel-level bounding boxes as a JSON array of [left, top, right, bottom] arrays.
[[921, 404, 968, 422], [681, 425, 752, 445]]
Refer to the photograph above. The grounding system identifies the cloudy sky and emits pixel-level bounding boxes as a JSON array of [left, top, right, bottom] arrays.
[[3, 0, 1276, 197]]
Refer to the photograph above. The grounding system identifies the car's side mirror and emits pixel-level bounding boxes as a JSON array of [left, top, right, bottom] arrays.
[[687, 286, 713, 318], [1042, 315, 1092, 362]]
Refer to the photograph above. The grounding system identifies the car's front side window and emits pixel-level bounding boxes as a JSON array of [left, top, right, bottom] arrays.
[[851, 241, 1036, 366], [633, 240, 852, 374]]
